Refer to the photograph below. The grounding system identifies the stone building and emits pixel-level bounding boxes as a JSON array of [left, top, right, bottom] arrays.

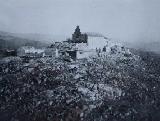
[[57, 26, 108, 61], [17, 46, 44, 58]]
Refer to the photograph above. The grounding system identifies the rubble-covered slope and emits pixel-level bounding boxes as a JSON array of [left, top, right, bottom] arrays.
[[0, 37, 160, 121]]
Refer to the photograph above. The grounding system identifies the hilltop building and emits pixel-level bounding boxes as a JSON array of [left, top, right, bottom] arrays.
[[51, 26, 108, 61], [17, 46, 44, 58], [17, 46, 58, 60]]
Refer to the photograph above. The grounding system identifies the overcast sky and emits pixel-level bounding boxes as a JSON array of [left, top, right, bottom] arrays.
[[0, 0, 160, 43]]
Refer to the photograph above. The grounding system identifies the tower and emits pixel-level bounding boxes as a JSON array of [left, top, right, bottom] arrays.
[[72, 26, 81, 41], [72, 26, 88, 43], [74, 26, 81, 38]]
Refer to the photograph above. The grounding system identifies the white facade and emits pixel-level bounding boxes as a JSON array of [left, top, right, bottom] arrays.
[[17, 46, 44, 57], [76, 36, 108, 59], [87, 36, 108, 50], [76, 43, 88, 51]]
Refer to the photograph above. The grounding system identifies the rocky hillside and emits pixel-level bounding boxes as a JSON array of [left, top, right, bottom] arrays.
[[0, 36, 160, 121]]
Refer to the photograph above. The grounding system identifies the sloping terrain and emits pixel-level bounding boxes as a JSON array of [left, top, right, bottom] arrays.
[[0, 31, 48, 50], [0, 37, 160, 121]]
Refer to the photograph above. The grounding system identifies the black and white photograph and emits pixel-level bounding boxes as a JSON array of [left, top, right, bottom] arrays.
[[0, 0, 160, 121]]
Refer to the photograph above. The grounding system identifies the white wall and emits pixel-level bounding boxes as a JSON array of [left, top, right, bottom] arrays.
[[76, 36, 108, 59], [87, 37, 107, 50]]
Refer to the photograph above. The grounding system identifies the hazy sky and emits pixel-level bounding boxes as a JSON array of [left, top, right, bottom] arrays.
[[0, 0, 160, 42]]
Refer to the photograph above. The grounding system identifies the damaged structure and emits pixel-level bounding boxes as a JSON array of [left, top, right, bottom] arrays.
[[70, 26, 88, 43]]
